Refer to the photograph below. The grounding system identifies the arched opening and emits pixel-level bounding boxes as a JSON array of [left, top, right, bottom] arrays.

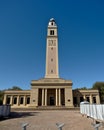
[[20, 97, 23, 104], [7, 97, 10, 104], [27, 97, 30, 104], [13, 97, 17, 104]]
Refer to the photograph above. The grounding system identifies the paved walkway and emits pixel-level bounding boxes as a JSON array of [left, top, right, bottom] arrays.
[[0, 110, 103, 130]]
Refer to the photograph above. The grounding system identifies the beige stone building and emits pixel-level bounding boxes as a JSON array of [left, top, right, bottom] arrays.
[[73, 89, 100, 107], [3, 18, 100, 108]]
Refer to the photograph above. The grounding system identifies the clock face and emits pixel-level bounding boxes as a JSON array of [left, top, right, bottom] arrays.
[[48, 40, 56, 46]]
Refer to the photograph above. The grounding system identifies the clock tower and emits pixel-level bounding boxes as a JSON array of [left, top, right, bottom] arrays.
[[45, 18, 59, 78]]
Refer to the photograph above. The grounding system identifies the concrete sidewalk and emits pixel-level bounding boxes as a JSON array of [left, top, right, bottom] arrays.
[[0, 110, 103, 130]]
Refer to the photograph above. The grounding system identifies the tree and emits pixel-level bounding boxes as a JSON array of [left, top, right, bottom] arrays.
[[92, 82, 104, 103], [8, 86, 22, 90], [0, 90, 4, 105], [78, 87, 89, 90], [75, 87, 91, 90]]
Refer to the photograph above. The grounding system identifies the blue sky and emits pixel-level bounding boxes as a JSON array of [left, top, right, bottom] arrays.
[[0, 0, 104, 90]]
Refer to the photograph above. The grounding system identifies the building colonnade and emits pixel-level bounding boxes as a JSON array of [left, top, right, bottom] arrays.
[[3, 89, 100, 108], [73, 94, 100, 107], [40, 88, 63, 106], [3, 94, 30, 106]]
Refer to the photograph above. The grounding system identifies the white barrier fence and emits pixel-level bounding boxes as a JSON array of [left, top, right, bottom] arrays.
[[80, 104, 104, 121], [0, 105, 11, 117]]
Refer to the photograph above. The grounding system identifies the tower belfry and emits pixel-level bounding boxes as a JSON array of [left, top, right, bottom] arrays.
[[45, 18, 59, 78]]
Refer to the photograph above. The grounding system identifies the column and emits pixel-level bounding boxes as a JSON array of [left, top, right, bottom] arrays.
[[59, 88, 61, 106], [45, 89, 47, 106], [56, 89, 58, 106], [83, 95, 86, 101], [3, 94, 7, 104], [77, 96, 80, 107], [90, 95, 92, 104], [96, 95, 100, 104], [17, 96, 19, 106], [24, 96, 26, 106], [42, 89, 44, 106], [10, 96, 13, 105]]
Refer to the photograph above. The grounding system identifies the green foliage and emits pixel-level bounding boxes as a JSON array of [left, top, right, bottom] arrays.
[[78, 87, 88, 90], [8, 86, 22, 90], [0, 90, 4, 105], [92, 82, 104, 103], [76, 87, 91, 90]]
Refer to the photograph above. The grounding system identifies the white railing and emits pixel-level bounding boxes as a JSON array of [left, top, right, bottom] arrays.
[[80, 104, 104, 121], [0, 105, 11, 117]]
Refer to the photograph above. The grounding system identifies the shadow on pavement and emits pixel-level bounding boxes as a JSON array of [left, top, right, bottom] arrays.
[[0, 111, 39, 121]]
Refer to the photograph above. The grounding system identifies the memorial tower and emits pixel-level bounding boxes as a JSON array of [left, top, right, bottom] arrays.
[[45, 18, 59, 78]]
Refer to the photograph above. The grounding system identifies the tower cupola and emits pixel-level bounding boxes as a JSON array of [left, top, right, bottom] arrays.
[[48, 18, 57, 27]]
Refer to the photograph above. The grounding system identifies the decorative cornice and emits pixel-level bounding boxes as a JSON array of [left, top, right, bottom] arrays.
[[31, 78, 73, 86]]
